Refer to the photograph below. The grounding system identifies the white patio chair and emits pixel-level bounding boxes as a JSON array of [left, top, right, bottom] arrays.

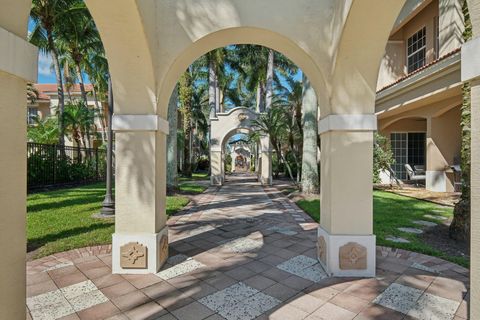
[[405, 164, 426, 187]]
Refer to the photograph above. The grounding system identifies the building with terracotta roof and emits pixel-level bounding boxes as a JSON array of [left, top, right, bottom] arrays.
[[375, 0, 465, 193], [28, 83, 106, 146]]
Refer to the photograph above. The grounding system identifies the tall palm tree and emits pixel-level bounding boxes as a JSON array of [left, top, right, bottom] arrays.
[[56, 2, 101, 105], [179, 69, 194, 177], [251, 108, 296, 183], [30, 0, 72, 145], [167, 85, 179, 190]]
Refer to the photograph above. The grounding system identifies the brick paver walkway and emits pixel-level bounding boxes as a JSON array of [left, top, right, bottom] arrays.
[[27, 174, 470, 320]]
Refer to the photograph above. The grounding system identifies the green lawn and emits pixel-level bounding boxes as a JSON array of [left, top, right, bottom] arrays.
[[179, 172, 209, 182], [27, 182, 202, 259], [296, 190, 468, 268]]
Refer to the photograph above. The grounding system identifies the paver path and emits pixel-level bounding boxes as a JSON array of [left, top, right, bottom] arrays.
[[27, 174, 470, 320]]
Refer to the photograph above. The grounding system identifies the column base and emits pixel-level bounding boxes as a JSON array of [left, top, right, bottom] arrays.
[[260, 176, 272, 186], [211, 175, 224, 186], [317, 226, 376, 277], [426, 171, 447, 192], [112, 226, 168, 274]]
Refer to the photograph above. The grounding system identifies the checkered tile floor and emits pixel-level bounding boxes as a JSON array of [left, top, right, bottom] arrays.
[[26, 174, 470, 319]]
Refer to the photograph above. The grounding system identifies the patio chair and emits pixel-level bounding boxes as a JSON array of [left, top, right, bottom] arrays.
[[405, 164, 426, 187]]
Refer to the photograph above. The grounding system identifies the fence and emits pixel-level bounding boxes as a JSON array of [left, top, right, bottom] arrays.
[[27, 143, 107, 189]]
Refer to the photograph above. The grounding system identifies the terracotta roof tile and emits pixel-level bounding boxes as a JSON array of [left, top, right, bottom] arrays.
[[376, 48, 461, 94]]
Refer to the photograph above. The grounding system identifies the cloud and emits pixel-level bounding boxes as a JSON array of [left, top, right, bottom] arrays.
[[38, 52, 54, 77]]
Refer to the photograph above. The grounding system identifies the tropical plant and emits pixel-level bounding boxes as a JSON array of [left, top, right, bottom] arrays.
[[27, 117, 60, 144], [29, 0, 73, 145], [61, 101, 96, 148], [251, 108, 296, 183]]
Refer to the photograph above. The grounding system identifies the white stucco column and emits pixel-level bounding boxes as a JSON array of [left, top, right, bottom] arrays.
[[111, 115, 169, 274], [259, 135, 272, 186], [210, 148, 223, 185], [462, 29, 480, 320], [317, 114, 377, 277], [0, 23, 37, 319]]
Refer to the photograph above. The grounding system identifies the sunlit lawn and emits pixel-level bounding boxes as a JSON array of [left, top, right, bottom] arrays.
[[27, 182, 205, 259], [296, 190, 468, 267], [179, 172, 209, 182]]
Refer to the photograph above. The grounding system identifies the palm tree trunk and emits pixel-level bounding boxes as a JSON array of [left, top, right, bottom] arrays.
[[301, 74, 320, 194], [167, 85, 179, 190], [92, 88, 107, 143], [48, 33, 65, 146], [75, 62, 88, 105], [209, 58, 217, 119], [265, 49, 274, 110], [215, 73, 220, 113]]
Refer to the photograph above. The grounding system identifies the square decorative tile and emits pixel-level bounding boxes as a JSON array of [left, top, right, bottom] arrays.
[[199, 282, 280, 320], [276, 255, 327, 282], [27, 290, 74, 320], [373, 283, 423, 314], [68, 289, 109, 312], [219, 238, 263, 253], [156, 255, 205, 280], [199, 282, 258, 311], [27, 280, 109, 319], [407, 292, 460, 320], [60, 280, 97, 300]]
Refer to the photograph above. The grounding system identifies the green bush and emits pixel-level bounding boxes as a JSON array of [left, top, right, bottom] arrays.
[[373, 133, 395, 183]]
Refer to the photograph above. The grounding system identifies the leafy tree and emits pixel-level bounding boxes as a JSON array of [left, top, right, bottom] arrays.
[[373, 133, 395, 184]]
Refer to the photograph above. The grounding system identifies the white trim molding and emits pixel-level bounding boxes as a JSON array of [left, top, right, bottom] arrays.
[[462, 37, 480, 82], [112, 114, 169, 134], [0, 27, 37, 82], [318, 114, 377, 135]]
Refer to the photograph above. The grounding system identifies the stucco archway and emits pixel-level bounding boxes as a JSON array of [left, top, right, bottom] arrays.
[[210, 107, 272, 186], [1, 0, 436, 317]]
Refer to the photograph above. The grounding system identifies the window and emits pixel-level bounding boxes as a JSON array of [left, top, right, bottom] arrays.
[[27, 107, 38, 125], [390, 132, 426, 180], [407, 27, 426, 73]]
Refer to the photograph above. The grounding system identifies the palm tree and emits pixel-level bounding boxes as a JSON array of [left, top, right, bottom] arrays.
[[251, 108, 296, 182], [27, 117, 59, 144], [179, 69, 194, 177], [30, 0, 72, 145], [56, 3, 101, 105], [27, 83, 39, 104], [300, 74, 319, 194], [167, 85, 179, 190]]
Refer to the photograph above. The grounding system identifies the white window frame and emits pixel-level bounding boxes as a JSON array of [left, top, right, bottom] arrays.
[[406, 26, 427, 73]]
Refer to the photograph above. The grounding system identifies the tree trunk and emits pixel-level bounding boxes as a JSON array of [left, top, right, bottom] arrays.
[[48, 32, 65, 146], [179, 71, 193, 178], [450, 83, 471, 241], [208, 58, 217, 119], [92, 88, 107, 143], [215, 72, 220, 113], [301, 74, 320, 194], [167, 85, 179, 191], [75, 62, 88, 105], [265, 49, 274, 110]]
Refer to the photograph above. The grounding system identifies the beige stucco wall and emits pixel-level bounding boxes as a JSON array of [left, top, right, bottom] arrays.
[[0, 1, 37, 318], [380, 117, 427, 135]]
